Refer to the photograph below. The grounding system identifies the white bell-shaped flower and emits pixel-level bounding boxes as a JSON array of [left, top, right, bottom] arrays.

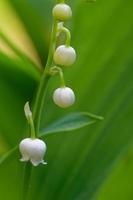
[[19, 138, 47, 166], [54, 45, 76, 66], [52, 3, 72, 21], [53, 87, 75, 108]]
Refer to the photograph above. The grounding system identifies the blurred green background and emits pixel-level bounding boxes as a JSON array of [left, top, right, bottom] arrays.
[[0, 0, 133, 199]]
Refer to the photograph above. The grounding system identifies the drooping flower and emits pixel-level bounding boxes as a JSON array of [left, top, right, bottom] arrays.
[[53, 87, 75, 108], [19, 138, 47, 166], [54, 45, 76, 66], [52, 3, 72, 21]]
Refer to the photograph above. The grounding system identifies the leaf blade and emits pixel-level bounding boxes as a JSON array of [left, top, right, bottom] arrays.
[[40, 112, 103, 137], [0, 146, 18, 166]]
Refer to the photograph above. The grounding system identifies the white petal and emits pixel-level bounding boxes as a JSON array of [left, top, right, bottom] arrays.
[[41, 160, 47, 165], [52, 4, 72, 21], [28, 139, 46, 158], [30, 159, 47, 166], [54, 45, 76, 66], [30, 159, 40, 166], [20, 155, 30, 162], [19, 138, 32, 159], [53, 87, 75, 108], [19, 138, 47, 166]]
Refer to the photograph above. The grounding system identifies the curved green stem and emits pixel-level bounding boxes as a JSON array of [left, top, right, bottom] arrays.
[[58, 27, 71, 46], [50, 66, 66, 87]]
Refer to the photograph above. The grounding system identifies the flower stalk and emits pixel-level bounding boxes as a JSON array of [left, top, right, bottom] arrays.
[[33, 19, 58, 136], [57, 26, 71, 46], [49, 66, 66, 87], [24, 102, 36, 138]]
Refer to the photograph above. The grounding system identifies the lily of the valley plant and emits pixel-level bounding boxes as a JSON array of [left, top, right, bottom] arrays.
[[19, 0, 103, 168], [1, 0, 103, 199]]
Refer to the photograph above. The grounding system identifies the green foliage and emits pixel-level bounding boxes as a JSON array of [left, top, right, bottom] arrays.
[[40, 112, 103, 136], [0, 0, 133, 200]]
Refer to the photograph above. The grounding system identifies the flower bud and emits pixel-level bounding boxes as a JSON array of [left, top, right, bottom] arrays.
[[19, 138, 47, 166], [54, 45, 76, 66], [53, 87, 75, 108], [52, 3, 72, 21]]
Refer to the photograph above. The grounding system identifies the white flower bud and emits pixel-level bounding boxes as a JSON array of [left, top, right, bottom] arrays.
[[52, 3, 72, 21], [19, 138, 47, 166], [53, 87, 75, 108], [54, 45, 76, 66]]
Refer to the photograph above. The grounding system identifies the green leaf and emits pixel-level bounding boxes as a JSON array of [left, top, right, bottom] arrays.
[[10, 0, 49, 65], [0, 53, 38, 146], [0, 146, 18, 166], [0, 52, 40, 82], [40, 112, 103, 137], [0, 148, 22, 200], [97, 145, 133, 200], [0, 31, 40, 73]]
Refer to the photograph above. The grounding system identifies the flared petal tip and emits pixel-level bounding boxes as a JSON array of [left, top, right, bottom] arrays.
[[31, 159, 47, 167], [20, 157, 29, 162], [42, 160, 47, 165]]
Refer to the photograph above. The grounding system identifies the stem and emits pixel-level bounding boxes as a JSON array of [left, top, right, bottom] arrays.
[[33, 19, 58, 136], [50, 66, 66, 87], [29, 117, 36, 139], [58, 27, 71, 46], [59, 68, 66, 87], [22, 162, 32, 200], [46, 19, 58, 68], [24, 102, 36, 138]]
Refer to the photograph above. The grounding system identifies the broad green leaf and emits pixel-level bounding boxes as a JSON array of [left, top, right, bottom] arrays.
[[0, 53, 38, 146], [40, 112, 103, 137], [10, 0, 49, 65], [97, 145, 133, 200], [0, 31, 40, 72], [0, 52, 40, 82], [0, 0, 42, 69]]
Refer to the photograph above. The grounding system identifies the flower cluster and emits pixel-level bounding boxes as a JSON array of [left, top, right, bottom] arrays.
[[19, 2, 77, 167], [52, 2, 76, 108]]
